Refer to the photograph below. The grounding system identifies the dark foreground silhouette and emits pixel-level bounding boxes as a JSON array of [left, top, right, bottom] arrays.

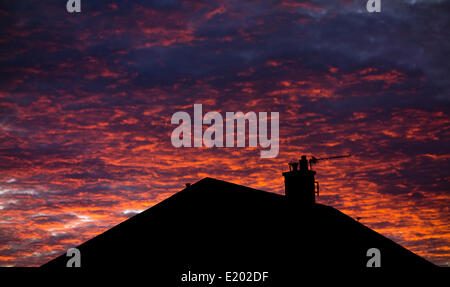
[[41, 177, 435, 282]]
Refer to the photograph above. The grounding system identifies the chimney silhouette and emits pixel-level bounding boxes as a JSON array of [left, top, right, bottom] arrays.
[[283, 155, 318, 207]]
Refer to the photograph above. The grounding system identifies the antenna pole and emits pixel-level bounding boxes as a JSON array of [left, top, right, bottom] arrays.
[[308, 154, 351, 169]]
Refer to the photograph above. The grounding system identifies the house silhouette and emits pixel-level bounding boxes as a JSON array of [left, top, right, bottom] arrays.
[[42, 172, 435, 282]]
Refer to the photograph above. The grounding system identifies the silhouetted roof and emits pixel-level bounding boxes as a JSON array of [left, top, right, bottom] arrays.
[[42, 177, 435, 274]]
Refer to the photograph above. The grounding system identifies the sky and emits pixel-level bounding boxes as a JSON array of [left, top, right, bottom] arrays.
[[0, 0, 449, 266]]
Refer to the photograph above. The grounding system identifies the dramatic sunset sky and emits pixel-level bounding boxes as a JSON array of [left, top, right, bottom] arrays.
[[1, 0, 449, 266]]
